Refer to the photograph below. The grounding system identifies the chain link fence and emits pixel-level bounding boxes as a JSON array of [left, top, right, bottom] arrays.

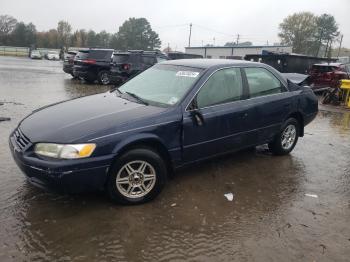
[[0, 46, 30, 56]]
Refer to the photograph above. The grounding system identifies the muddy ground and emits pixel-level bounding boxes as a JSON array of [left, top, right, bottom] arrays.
[[0, 56, 350, 262]]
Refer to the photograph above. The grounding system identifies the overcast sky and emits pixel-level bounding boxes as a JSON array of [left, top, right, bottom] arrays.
[[2, 0, 349, 50]]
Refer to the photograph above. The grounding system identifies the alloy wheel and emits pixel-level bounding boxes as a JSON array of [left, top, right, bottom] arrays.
[[281, 124, 297, 150], [116, 160, 156, 198]]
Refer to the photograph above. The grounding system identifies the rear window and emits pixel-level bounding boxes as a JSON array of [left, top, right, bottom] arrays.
[[75, 50, 113, 60], [312, 65, 338, 73], [89, 50, 113, 59], [75, 51, 89, 60], [112, 54, 130, 63]]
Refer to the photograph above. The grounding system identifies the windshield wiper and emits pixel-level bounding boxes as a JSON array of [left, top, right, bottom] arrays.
[[124, 91, 148, 105], [110, 86, 122, 95]]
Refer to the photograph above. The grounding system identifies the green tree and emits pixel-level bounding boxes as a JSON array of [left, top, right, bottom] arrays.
[[96, 30, 111, 48], [114, 18, 161, 50], [278, 12, 317, 55], [11, 22, 36, 47], [86, 30, 97, 47], [314, 14, 339, 57], [0, 15, 17, 44], [57, 20, 72, 48]]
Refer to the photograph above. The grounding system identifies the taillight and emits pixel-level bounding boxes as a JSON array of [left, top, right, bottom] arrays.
[[82, 59, 96, 64], [122, 63, 130, 70]]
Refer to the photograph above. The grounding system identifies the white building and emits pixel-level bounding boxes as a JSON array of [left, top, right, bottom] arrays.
[[185, 45, 292, 59]]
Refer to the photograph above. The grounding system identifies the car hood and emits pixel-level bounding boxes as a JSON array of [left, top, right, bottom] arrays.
[[19, 92, 167, 143]]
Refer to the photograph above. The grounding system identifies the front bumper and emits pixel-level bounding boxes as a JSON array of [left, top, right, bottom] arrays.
[[9, 133, 114, 194]]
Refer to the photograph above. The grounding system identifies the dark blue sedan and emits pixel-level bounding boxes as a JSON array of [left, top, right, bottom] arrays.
[[9, 59, 318, 204]]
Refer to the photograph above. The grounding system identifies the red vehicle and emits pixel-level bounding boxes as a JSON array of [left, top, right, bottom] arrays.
[[309, 63, 350, 92]]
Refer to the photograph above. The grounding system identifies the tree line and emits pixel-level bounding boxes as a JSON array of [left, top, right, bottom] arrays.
[[278, 12, 342, 57], [0, 15, 161, 51]]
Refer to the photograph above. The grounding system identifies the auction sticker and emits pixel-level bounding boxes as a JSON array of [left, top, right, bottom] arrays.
[[176, 71, 199, 78]]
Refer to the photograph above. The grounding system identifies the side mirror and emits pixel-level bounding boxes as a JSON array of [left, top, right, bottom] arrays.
[[190, 109, 204, 126]]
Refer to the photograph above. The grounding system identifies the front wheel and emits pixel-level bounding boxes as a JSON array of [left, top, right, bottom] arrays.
[[107, 148, 167, 205], [269, 118, 299, 155]]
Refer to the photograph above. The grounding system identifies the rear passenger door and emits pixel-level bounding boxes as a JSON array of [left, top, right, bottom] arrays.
[[243, 67, 294, 144]]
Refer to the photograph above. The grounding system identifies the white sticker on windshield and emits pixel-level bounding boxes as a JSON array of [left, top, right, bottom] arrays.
[[176, 71, 199, 78], [168, 97, 179, 105]]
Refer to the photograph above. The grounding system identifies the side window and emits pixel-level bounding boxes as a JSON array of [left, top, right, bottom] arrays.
[[245, 67, 282, 98], [156, 56, 167, 63], [196, 68, 243, 108], [142, 55, 156, 65]]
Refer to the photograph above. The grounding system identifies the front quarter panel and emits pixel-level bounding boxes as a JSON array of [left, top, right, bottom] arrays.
[[88, 107, 183, 166]]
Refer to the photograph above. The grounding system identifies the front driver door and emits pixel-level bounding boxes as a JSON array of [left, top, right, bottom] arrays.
[[182, 67, 254, 163]]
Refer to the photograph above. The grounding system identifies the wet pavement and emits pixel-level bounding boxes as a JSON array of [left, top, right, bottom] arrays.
[[0, 56, 350, 261]]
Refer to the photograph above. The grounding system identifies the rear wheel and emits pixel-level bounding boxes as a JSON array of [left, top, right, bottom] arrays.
[[107, 148, 167, 205], [269, 118, 299, 155], [98, 70, 111, 85]]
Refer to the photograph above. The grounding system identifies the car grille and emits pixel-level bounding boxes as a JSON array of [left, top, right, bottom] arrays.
[[12, 128, 31, 151]]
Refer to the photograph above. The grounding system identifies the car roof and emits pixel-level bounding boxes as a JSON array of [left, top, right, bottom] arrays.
[[160, 59, 258, 69], [113, 50, 166, 56], [313, 63, 343, 67], [79, 48, 114, 52]]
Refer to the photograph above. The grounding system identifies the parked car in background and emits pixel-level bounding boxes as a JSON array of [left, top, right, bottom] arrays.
[[309, 63, 350, 92], [30, 50, 42, 59], [9, 59, 318, 205], [110, 50, 168, 84], [167, 51, 203, 60], [63, 51, 77, 77], [73, 48, 114, 84], [45, 51, 60, 60]]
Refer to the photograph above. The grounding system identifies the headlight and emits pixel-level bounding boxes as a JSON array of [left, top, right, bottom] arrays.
[[34, 143, 96, 159]]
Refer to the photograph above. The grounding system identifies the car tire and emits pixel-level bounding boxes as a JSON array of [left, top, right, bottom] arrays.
[[98, 70, 111, 85], [107, 148, 167, 205], [268, 118, 299, 155]]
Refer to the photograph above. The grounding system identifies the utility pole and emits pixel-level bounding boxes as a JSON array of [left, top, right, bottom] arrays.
[[213, 37, 216, 46], [188, 23, 192, 47], [337, 34, 343, 58], [236, 34, 240, 45]]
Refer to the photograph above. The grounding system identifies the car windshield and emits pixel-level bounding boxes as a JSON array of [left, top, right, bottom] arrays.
[[117, 64, 203, 107], [49, 51, 58, 54]]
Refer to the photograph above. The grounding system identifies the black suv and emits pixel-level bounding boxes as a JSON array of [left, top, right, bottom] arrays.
[[110, 50, 168, 84], [73, 48, 114, 84]]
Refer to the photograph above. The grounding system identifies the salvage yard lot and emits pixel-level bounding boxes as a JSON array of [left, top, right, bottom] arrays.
[[0, 56, 350, 261]]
